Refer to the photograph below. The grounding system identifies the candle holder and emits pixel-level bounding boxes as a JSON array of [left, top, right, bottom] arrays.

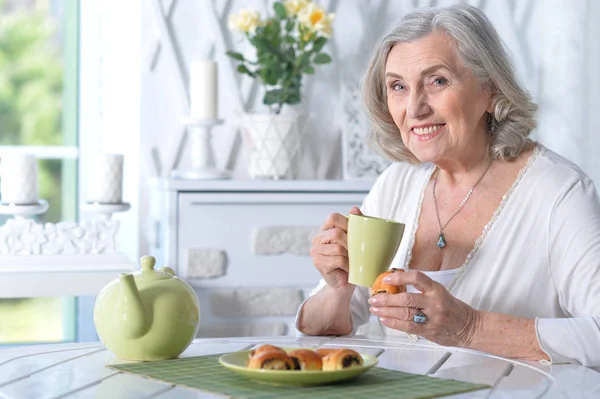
[[0, 199, 132, 255], [0, 200, 49, 219], [81, 201, 132, 220], [171, 118, 230, 180]]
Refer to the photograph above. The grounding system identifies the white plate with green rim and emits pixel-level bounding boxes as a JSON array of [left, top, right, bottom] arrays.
[[218, 348, 378, 386]]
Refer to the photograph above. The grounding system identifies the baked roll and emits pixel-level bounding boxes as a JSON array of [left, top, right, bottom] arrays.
[[315, 348, 337, 359], [322, 349, 364, 371], [249, 344, 286, 359], [371, 268, 406, 296], [247, 351, 296, 370], [288, 349, 322, 370]]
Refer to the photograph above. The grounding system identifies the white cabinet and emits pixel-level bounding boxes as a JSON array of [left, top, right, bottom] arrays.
[[149, 179, 372, 337]]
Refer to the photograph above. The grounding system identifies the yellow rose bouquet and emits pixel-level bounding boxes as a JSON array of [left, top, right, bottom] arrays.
[[227, 0, 334, 114]]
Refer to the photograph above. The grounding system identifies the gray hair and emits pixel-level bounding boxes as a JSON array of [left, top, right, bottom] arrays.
[[362, 4, 538, 163]]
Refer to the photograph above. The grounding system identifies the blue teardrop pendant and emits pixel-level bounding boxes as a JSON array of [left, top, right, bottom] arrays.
[[437, 233, 446, 248]]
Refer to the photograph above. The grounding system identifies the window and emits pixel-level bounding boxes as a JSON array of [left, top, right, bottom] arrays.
[[0, 0, 78, 344]]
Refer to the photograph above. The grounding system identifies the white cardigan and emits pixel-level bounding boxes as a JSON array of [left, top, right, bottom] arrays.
[[297, 144, 600, 367]]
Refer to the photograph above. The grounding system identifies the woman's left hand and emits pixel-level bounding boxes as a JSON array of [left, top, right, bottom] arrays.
[[368, 270, 481, 347]]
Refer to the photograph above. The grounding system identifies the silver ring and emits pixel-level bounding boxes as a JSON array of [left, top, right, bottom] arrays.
[[413, 309, 427, 324]]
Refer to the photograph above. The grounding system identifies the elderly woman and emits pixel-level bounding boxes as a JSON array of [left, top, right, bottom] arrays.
[[295, 4, 600, 367]]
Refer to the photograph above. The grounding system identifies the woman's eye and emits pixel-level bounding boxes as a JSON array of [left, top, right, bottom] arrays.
[[432, 77, 448, 86], [391, 83, 405, 91]]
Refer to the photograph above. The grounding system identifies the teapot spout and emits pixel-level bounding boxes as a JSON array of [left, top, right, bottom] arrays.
[[118, 273, 150, 339]]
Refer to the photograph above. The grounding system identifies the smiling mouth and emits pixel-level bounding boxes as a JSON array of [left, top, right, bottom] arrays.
[[412, 124, 445, 135]]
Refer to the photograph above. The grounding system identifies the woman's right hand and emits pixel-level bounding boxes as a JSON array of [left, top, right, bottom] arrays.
[[310, 206, 363, 289]]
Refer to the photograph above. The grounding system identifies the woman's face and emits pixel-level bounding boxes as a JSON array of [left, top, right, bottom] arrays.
[[385, 31, 493, 164]]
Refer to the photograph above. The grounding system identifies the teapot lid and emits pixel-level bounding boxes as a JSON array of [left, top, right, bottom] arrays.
[[137, 255, 176, 281]]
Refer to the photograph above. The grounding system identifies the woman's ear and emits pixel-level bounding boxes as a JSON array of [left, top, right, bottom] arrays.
[[485, 83, 496, 114], [486, 95, 495, 114]]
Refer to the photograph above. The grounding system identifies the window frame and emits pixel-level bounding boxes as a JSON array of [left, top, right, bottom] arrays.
[[0, 0, 80, 345], [0, 0, 135, 345]]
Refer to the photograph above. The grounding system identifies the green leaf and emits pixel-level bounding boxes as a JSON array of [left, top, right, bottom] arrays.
[[253, 37, 292, 62], [287, 95, 301, 105], [312, 37, 327, 52], [263, 19, 281, 40], [285, 48, 295, 61], [254, 25, 266, 36], [250, 37, 268, 52], [286, 89, 301, 104], [264, 89, 284, 105], [265, 72, 279, 85], [313, 53, 332, 64], [300, 53, 311, 68], [289, 74, 302, 88], [273, 3, 287, 19], [285, 19, 295, 32], [237, 64, 254, 76], [258, 63, 279, 86], [226, 51, 245, 61], [302, 65, 315, 74]]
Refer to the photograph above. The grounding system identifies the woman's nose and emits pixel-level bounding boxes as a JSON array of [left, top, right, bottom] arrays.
[[407, 91, 431, 119]]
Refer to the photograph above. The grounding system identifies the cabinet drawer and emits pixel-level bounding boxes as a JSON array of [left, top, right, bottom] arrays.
[[177, 192, 367, 288]]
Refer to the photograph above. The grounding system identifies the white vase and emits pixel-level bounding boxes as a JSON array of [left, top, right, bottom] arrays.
[[241, 111, 302, 179]]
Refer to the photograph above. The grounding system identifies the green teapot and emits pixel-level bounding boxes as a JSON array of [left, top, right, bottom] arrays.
[[93, 255, 200, 361]]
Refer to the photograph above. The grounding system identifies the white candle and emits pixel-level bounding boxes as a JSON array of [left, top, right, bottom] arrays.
[[189, 60, 218, 120], [87, 153, 124, 204], [0, 154, 39, 204]]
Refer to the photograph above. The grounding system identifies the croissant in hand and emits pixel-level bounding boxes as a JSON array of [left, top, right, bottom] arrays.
[[322, 348, 364, 371], [371, 268, 406, 296]]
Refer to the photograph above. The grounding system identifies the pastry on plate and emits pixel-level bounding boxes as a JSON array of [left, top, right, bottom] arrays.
[[315, 348, 337, 359], [371, 268, 406, 296], [321, 348, 364, 371], [247, 350, 296, 370], [248, 344, 286, 359], [288, 349, 322, 370]]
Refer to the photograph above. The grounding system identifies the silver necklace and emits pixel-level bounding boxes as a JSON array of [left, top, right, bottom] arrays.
[[432, 158, 494, 249]]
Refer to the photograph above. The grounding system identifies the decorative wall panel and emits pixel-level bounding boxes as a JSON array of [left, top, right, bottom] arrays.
[[142, 0, 596, 183]]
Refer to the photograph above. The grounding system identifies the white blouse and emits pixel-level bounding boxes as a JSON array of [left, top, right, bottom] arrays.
[[407, 269, 459, 292], [296, 144, 600, 367]]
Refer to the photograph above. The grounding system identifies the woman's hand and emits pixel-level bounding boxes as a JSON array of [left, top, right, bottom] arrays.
[[368, 271, 482, 347], [310, 206, 363, 290]]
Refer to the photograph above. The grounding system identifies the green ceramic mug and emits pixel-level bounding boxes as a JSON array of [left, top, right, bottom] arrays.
[[347, 214, 405, 287]]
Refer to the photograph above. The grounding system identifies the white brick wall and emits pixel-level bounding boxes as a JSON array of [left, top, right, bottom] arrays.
[[186, 248, 227, 279], [251, 226, 319, 256]]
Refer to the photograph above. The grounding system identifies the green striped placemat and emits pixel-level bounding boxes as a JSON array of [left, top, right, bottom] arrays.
[[109, 354, 489, 399]]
